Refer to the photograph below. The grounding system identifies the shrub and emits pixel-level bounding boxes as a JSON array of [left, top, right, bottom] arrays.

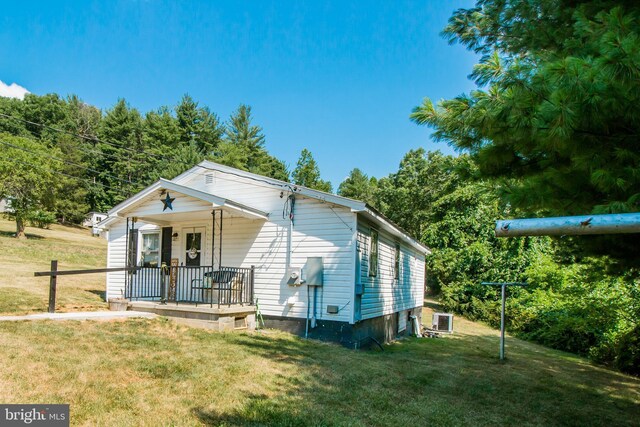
[[27, 210, 57, 229]]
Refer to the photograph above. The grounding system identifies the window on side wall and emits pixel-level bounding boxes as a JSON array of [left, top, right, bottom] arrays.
[[141, 232, 160, 268], [394, 243, 400, 281], [369, 229, 379, 277]]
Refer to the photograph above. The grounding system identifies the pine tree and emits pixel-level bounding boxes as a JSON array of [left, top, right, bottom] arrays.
[[98, 99, 146, 206], [411, 0, 640, 264], [292, 149, 332, 192], [338, 168, 377, 205], [217, 104, 289, 181], [175, 95, 224, 154]]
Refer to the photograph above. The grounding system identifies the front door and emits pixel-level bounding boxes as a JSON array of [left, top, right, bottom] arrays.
[[183, 227, 205, 267]]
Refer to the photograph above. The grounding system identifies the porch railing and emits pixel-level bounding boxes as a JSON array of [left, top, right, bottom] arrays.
[[125, 265, 255, 307]]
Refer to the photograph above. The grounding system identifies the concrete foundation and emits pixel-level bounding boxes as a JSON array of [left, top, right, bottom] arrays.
[[128, 301, 256, 332], [263, 306, 423, 348]]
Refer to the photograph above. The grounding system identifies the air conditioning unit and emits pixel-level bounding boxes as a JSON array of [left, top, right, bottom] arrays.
[[432, 313, 454, 333]]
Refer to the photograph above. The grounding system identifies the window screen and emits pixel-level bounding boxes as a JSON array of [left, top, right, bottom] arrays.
[[368, 229, 378, 277]]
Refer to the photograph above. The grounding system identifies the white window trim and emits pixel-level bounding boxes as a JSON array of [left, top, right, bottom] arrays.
[[139, 230, 161, 268], [181, 226, 206, 267]]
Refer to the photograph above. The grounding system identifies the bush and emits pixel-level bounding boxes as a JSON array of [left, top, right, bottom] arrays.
[[614, 325, 640, 376], [27, 210, 57, 229]]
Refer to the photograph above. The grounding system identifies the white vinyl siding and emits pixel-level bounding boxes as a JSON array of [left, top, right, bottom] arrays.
[[106, 169, 356, 323], [357, 218, 425, 320]]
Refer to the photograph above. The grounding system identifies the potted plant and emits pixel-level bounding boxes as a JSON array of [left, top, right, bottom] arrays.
[[109, 291, 129, 311]]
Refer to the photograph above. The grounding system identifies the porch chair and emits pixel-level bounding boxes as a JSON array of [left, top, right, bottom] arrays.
[[191, 270, 241, 306]]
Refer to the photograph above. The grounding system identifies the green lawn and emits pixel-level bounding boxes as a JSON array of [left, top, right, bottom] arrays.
[[0, 313, 638, 426], [0, 218, 638, 426], [0, 218, 107, 314]]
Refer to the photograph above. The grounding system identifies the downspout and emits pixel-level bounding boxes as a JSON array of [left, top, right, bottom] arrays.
[[286, 194, 295, 269], [312, 285, 317, 329]]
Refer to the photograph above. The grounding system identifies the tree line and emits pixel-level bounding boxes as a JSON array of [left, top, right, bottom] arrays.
[[0, 94, 332, 234]]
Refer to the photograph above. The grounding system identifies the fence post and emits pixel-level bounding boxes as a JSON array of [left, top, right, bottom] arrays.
[[48, 260, 58, 313], [250, 265, 255, 305]]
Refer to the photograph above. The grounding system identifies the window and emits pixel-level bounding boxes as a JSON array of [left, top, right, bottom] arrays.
[[95, 216, 102, 222], [394, 243, 400, 280], [141, 233, 160, 267], [368, 229, 378, 277]]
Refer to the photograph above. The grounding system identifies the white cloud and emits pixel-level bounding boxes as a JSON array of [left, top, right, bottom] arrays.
[[0, 80, 30, 100]]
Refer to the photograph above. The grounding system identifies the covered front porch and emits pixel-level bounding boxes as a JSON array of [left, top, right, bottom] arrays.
[[113, 178, 269, 309]]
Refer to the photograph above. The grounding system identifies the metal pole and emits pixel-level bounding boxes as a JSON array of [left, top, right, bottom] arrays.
[[495, 212, 640, 237], [211, 210, 215, 269], [500, 284, 506, 360], [218, 210, 223, 270], [481, 281, 526, 360], [48, 260, 58, 313]]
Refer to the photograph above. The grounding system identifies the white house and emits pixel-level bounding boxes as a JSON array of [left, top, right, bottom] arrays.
[[83, 211, 107, 236], [99, 161, 429, 346]]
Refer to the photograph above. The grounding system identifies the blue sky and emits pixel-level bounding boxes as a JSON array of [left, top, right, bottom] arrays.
[[1, 0, 478, 188]]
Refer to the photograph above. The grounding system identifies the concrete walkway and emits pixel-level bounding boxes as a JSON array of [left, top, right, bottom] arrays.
[[0, 311, 156, 321]]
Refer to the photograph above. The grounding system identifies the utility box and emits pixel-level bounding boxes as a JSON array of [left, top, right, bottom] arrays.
[[305, 257, 323, 286]]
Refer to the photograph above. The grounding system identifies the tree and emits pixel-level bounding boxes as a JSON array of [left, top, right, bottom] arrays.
[[52, 95, 101, 221], [175, 95, 224, 154], [0, 134, 59, 238], [411, 0, 640, 264], [292, 149, 332, 192], [338, 168, 377, 204], [21, 93, 68, 142], [375, 149, 459, 240], [217, 104, 289, 181], [98, 99, 146, 206], [0, 96, 28, 136]]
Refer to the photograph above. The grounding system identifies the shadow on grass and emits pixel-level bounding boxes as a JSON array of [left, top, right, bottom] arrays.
[[193, 393, 315, 427], [193, 329, 640, 427], [87, 289, 106, 301], [0, 230, 44, 239]]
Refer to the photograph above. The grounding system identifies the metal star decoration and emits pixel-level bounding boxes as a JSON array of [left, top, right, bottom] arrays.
[[162, 192, 175, 211]]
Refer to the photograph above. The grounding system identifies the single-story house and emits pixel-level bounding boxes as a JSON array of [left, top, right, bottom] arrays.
[[83, 211, 107, 236], [99, 161, 430, 346]]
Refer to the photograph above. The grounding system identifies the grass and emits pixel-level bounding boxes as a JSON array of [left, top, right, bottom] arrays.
[[0, 312, 638, 426], [0, 218, 107, 314], [0, 217, 638, 425]]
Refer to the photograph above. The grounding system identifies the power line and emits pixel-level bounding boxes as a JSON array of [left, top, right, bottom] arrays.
[[0, 112, 300, 190], [0, 112, 172, 162], [1, 113, 316, 207], [0, 139, 145, 188], [3, 156, 134, 197]]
